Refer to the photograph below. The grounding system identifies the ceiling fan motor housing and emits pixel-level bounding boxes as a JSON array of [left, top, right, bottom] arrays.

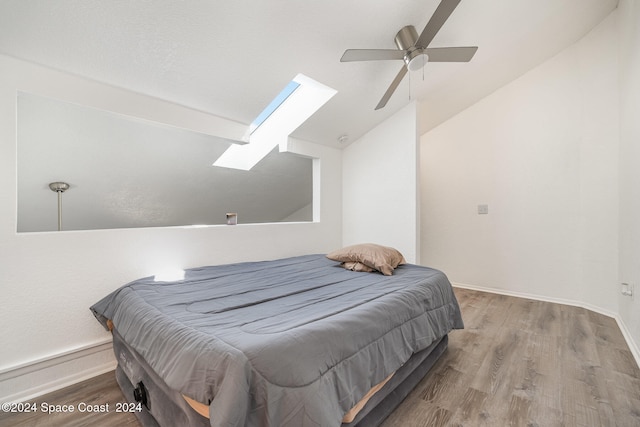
[[394, 25, 419, 51], [395, 25, 428, 71]]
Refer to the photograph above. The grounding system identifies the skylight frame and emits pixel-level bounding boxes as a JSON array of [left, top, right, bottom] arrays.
[[213, 74, 337, 171]]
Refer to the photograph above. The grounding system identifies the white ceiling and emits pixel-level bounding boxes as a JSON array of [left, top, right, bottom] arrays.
[[0, 0, 618, 147]]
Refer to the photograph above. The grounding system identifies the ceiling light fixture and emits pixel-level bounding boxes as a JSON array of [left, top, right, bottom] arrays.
[[404, 49, 429, 72]]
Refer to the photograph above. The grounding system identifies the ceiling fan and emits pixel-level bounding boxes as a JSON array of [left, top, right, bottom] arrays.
[[340, 0, 477, 110]]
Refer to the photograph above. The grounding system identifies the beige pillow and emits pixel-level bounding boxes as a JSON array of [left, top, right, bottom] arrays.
[[341, 261, 375, 273], [327, 243, 406, 276]]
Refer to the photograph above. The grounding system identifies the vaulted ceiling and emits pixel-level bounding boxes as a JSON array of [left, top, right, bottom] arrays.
[[0, 0, 618, 147]]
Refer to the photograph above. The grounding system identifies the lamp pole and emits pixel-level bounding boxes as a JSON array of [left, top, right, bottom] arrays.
[[48, 182, 70, 231]]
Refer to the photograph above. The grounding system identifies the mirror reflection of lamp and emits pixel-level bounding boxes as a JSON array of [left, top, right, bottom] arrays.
[[48, 182, 70, 231]]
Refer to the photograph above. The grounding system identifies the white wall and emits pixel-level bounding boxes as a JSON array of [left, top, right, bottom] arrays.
[[420, 13, 620, 313], [618, 0, 640, 358], [342, 102, 419, 263], [0, 54, 343, 401]]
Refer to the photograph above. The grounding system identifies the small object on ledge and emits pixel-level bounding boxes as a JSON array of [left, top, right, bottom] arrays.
[[226, 213, 237, 225]]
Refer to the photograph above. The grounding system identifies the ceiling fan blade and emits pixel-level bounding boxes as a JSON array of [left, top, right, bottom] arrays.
[[375, 66, 408, 110], [425, 46, 478, 62], [416, 0, 461, 48], [341, 49, 406, 62]]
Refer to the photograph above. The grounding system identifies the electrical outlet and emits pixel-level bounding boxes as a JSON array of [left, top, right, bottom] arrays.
[[477, 204, 489, 215], [621, 283, 634, 300]]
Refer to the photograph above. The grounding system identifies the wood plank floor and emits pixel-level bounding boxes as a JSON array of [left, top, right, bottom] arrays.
[[1, 288, 638, 427], [381, 288, 640, 427]]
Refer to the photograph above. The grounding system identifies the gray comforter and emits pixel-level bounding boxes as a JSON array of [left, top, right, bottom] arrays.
[[91, 254, 463, 427]]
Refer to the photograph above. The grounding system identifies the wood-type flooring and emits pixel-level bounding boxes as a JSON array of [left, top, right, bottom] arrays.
[[1, 288, 639, 427]]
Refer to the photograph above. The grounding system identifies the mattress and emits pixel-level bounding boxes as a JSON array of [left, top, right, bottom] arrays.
[[91, 254, 463, 426], [112, 326, 449, 427]]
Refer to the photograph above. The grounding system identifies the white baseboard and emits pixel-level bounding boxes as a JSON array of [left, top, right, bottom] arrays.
[[452, 282, 640, 370], [616, 315, 640, 372], [0, 339, 116, 403]]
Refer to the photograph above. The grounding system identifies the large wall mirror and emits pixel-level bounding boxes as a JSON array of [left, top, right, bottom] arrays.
[[17, 92, 313, 232]]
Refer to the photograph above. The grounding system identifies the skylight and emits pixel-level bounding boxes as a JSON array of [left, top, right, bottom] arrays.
[[249, 80, 301, 135], [213, 74, 336, 170]]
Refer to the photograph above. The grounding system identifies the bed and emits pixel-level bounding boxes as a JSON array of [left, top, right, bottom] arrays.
[[91, 248, 463, 427]]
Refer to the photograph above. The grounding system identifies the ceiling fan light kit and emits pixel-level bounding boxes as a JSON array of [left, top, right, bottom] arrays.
[[405, 49, 429, 72], [340, 0, 478, 109]]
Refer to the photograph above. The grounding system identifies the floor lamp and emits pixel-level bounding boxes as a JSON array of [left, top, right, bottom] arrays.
[[49, 182, 70, 231]]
